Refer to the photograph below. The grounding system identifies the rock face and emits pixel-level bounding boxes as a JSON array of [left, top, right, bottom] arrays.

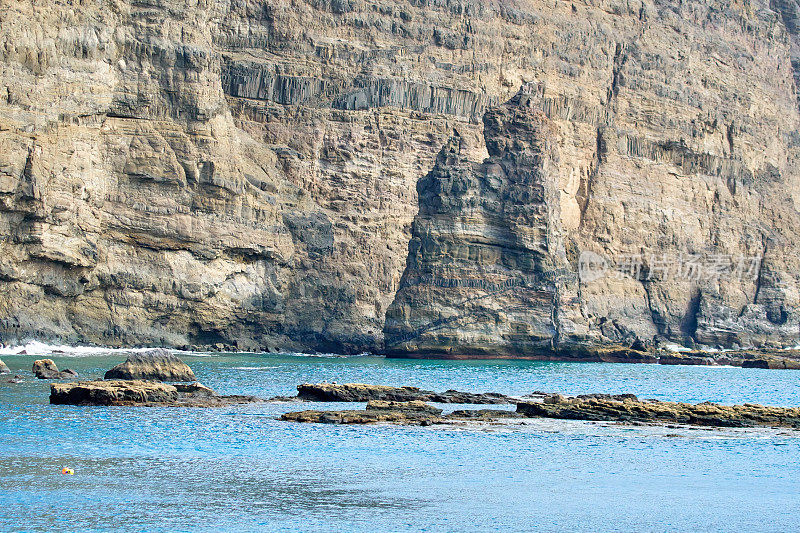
[[2, 1, 800, 355], [385, 71, 800, 356], [104, 349, 196, 381], [32, 359, 77, 379], [0, 359, 9, 374], [296, 383, 511, 404]]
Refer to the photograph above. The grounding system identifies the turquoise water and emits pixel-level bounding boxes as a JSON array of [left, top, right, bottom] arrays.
[[2, 352, 800, 532]]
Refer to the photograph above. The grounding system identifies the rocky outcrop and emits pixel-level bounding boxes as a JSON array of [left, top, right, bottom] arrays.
[[50, 379, 259, 406], [741, 357, 800, 369], [51, 380, 178, 405], [0, 359, 9, 374], [656, 349, 800, 368], [296, 383, 511, 404], [282, 399, 445, 425], [32, 359, 77, 379], [282, 387, 800, 428], [2, 1, 800, 355], [516, 395, 800, 429], [103, 349, 196, 382]]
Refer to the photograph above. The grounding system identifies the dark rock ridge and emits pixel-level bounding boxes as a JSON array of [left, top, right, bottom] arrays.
[[32, 359, 77, 379], [296, 382, 511, 404], [2, 1, 800, 356], [104, 349, 196, 382], [657, 349, 800, 369], [50, 380, 259, 407], [516, 395, 800, 429]]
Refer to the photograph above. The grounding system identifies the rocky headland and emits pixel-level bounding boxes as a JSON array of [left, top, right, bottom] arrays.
[[2, 1, 800, 358]]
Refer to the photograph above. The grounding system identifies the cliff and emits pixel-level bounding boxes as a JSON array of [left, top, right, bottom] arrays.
[[1, 0, 799, 355]]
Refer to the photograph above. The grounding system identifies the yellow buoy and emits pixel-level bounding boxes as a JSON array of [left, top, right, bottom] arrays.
[[61, 467, 74, 475]]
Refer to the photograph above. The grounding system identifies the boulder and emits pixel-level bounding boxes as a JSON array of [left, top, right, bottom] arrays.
[[32, 359, 77, 379], [0, 359, 9, 374], [104, 349, 195, 381], [366, 400, 443, 416]]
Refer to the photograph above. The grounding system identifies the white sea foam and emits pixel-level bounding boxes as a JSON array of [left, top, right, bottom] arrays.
[[0, 340, 374, 358], [662, 343, 692, 353], [0, 340, 179, 357]]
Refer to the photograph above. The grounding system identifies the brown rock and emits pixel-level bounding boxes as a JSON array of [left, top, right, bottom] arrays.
[[296, 383, 510, 404], [0, 359, 9, 374], [50, 380, 179, 405], [104, 349, 196, 382], [516, 396, 800, 428], [741, 358, 800, 370], [2, 1, 800, 358], [32, 359, 77, 379], [366, 400, 443, 417], [50, 379, 261, 407]]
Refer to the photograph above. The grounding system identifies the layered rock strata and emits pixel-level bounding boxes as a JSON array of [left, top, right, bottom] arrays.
[[1, 1, 800, 355], [516, 395, 800, 428], [282, 386, 800, 429]]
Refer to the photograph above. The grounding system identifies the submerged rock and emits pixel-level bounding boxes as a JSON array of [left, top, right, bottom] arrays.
[[104, 349, 196, 382], [516, 396, 800, 428], [32, 359, 78, 379], [296, 383, 511, 404], [50, 380, 260, 407], [0, 359, 9, 374]]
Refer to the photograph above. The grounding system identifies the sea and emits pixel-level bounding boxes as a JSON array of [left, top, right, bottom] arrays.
[[1, 342, 799, 532]]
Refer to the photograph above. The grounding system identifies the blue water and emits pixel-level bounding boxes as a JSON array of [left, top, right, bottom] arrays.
[[1, 352, 800, 532]]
